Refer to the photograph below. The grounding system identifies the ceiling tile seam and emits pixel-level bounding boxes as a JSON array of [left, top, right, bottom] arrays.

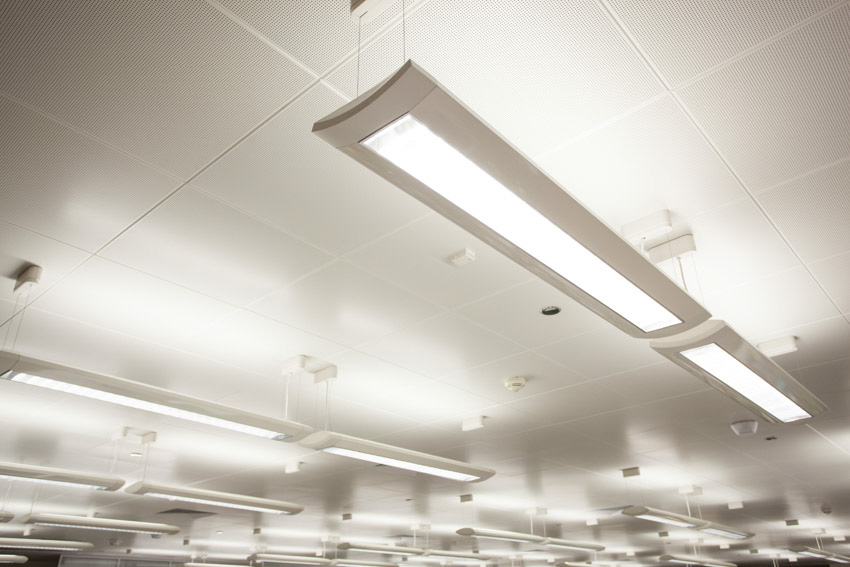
[[595, 0, 850, 332], [337, 212, 441, 261], [748, 313, 850, 342], [806, 424, 850, 458], [670, 0, 850, 92], [754, 153, 850, 196]]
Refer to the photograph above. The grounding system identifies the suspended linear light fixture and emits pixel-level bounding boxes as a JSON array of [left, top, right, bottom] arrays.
[[311, 61, 711, 339], [300, 432, 494, 482], [337, 543, 424, 556], [249, 555, 333, 565], [455, 528, 544, 544], [621, 506, 705, 529], [423, 550, 493, 561], [334, 560, 399, 567], [20, 513, 180, 535], [697, 523, 753, 540], [0, 538, 93, 552], [660, 554, 736, 567], [789, 546, 850, 564], [541, 538, 605, 552], [0, 557, 27, 564], [650, 321, 827, 423], [0, 350, 313, 441], [184, 564, 249, 567], [0, 461, 124, 492], [125, 481, 303, 515]]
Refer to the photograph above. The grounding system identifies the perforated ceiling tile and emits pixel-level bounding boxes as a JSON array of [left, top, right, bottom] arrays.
[[0, 0, 314, 178], [757, 160, 850, 263], [678, 6, 850, 192], [327, 0, 665, 157], [193, 84, 430, 255], [0, 97, 179, 251], [810, 251, 850, 314], [608, 0, 841, 86]]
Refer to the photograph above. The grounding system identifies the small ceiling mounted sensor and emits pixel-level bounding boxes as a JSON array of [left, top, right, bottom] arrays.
[[13, 264, 43, 294], [540, 306, 561, 316], [730, 420, 758, 437], [504, 376, 527, 392]]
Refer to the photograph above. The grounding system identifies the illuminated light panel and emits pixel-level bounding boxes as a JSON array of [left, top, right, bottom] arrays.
[[424, 550, 493, 561], [698, 526, 753, 540], [249, 555, 333, 565], [333, 560, 398, 567], [125, 481, 303, 515], [0, 556, 27, 565], [21, 513, 179, 535], [660, 554, 736, 567], [0, 538, 92, 552], [455, 528, 544, 544], [622, 506, 704, 529], [300, 432, 494, 482], [312, 61, 710, 339], [338, 543, 424, 556], [542, 538, 605, 552], [790, 547, 850, 564], [0, 461, 124, 492]]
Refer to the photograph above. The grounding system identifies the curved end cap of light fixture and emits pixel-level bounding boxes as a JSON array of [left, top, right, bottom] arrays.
[[0, 512, 12, 524], [456, 528, 475, 537]]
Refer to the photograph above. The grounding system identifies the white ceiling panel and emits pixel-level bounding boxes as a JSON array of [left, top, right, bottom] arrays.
[[810, 251, 850, 314], [0, 96, 179, 251], [0, 0, 314, 178], [757, 160, 850, 263], [538, 96, 746, 230], [346, 213, 534, 309], [752, 316, 850, 372], [360, 313, 524, 378], [505, 381, 633, 428], [457, 279, 608, 349], [327, 0, 664, 157], [677, 6, 850, 191], [594, 360, 711, 406], [249, 260, 440, 347], [607, 0, 841, 86], [32, 257, 235, 345], [101, 188, 333, 306], [193, 84, 429, 255]]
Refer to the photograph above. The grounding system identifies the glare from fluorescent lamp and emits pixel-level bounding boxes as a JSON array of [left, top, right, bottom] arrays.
[[699, 527, 748, 540], [0, 474, 107, 491], [142, 492, 292, 514], [362, 115, 681, 333], [680, 344, 810, 422], [26, 521, 158, 534], [634, 513, 699, 528], [322, 447, 478, 481], [4, 372, 289, 440]]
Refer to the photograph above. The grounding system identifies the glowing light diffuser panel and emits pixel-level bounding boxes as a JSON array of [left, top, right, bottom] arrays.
[[0, 556, 27, 564], [0, 461, 124, 492], [125, 481, 304, 515], [0, 538, 92, 552], [312, 61, 710, 338], [660, 554, 736, 567], [21, 513, 180, 535], [650, 321, 827, 423], [621, 506, 705, 529], [0, 350, 313, 442]]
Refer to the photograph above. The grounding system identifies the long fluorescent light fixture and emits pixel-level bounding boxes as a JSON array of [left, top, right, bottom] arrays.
[[697, 524, 753, 540], [300, 432, 494, 482], [541, 538, 605, 552], [0, 460, 124, 492], [456, 527, 543, 544], [650, 320, 827, 423], [125, 481, 303, 515], [185, 564, 249, 567], [20, 513, 180, 535], [0, 350, 312, 442], [790, 546, 850, 564], [660, 554, 736, 567], [312, 61, 710, 338], [249, 555, 332, 565], [0, 537, 92, 552], [0, 557, 27, 565], [424, 550, 493, 561], [0, 513, 12, 524], [334, 560, 399, 567], [338, 543, 424, 556], [621, 506, 705, 529]]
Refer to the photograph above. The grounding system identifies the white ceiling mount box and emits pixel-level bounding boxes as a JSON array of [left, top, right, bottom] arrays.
[[0, 556, 27, 564], [0, 349, 313, 442], [0, 460, 124, 492], [648, 234, 697, 265], [757, 336, 798, 358], [13, 264, 43, 294], [0, 538, 93, 552], [351, 0, 397, 24], [125, 481, 303, 515], [650, 320, 827, 423], [622, 210, 673, 245], [282, 354, 338, 384], [20, 514, 180, 536], [312, 61, 711, 339], [300, 431, 495, 482]]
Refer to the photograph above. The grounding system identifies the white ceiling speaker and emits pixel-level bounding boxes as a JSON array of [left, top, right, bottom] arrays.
[[503, 376, 527, 392], [729, 420, 758, 437]]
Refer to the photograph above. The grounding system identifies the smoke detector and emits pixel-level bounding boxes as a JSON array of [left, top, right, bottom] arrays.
[[503, 376, 527, 392], [730, 420, 758, 437]]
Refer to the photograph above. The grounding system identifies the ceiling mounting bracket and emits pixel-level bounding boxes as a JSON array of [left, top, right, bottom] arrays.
[[282, 354, 338, 384], [351, 0, 396, 24]]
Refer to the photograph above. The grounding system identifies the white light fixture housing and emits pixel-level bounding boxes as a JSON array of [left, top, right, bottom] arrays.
[[125, 481, 303, 515], [20, 513, 180, 535], [757, 336, 798, 358], [337, 543, 424, 556], [0, 350, 313, 442], [249, 555, 333, 565], [650, 320, 827, 423], [455, 528, 544, 544], [0, 538, 93, 552], [789, 546, 850, 564], [660, 554, 736, 567], [334, 560, 399, 567], [697, 524, 754, 540], [0, 461, 124, 492], [0, 513, 12, 524], [184, 564, 248, 567], [541, 538, 605, 552], [0, 556, 27, 564], [622, 506, 706, 529], [311, 61, 710, 339], [300, 431, 495, 482], [423, 550, 492, 561]]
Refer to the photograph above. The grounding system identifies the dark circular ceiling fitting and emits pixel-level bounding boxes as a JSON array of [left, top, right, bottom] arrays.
[[540, 305, 562, 316]]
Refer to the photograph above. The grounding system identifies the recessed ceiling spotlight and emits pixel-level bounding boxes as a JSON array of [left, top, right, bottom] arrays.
[[540, 306, 561, 316]]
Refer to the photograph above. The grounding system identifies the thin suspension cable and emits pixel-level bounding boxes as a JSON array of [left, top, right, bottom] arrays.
[[2, 481, 12, 510], [11, 284, 33, 351], [2, 292, 21, 350]]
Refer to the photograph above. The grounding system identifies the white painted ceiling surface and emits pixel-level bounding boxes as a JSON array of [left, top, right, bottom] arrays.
[[0, 0, 849, 565]]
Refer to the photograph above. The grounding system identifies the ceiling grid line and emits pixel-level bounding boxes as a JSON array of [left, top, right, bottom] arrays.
[[754, 153, 850, 196]]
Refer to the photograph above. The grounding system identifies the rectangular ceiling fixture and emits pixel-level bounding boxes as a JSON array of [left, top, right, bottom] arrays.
[[0, 537, 93, 552], [650, 321, 827, 423], [21, 513, 180, 535], [455, 527, 543, 544], [125, 481, 303, 515], [0, 350, 313, 442], [790, 546, 850, 564], [541, 538, 606, 552], [622, 506, 704, 529], [300, 432, 495, 482], [0, 556, 27, 564], [0, 460, 124, 492], [185, 564, 250, 567], [249, 555, 333, 565], [312, 61, 711, 339], [660, 554, 736, 567], [337, 543, 424, 556], [698, 524, 753, 540], [334, 560, 399, 567], [423, 550, 492, 561]]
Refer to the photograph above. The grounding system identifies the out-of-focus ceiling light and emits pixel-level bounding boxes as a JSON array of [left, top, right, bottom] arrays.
[[249, 555, 333, 565], [300, 432, 494, 482], [334, 560, 399, 567], [20, 513, 180, 535], [125, 481, 303, 515], [0, 538, 93, 552], [311, 61, 710, 339], [456, 527, 543, 544], [0, 513, 12, 524], [0, 556, 27, 564], [337, 543, 424, 556], [650, 321, 827, 423], [622, 506, 705, 529], [423, 550, 493, 561], [0, 350, 312, 442], [184, 564, 247, 567], [790, 546, 850, 564], [660, 554, 736, 567], [697, 524, 753, 540], [0, 461, 124, 492], [541, 538, 605, 552]]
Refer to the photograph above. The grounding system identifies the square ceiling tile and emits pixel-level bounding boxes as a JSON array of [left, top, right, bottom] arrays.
[[326, 350, 433, 408], [458, 279, 611, 350], [249, 261, 440, 347], [346, 214, 534, 309], [101, 188, 333, 306], [535, 326, 664, 379], [505, 381, 633, 430], [0, 0, 314, 177], [538, 96, 746, 230], [595, 360, 711, 406], [678, 6, 850, 191], [810, 251, 850, 313], [0, 97, 179, 251], [360, 313, 524, 378], [34, 257, 235, 345], [193, 84, 430, 255]]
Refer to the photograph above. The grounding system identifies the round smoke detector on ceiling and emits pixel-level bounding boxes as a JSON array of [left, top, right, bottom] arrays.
[[730, 420, 758, 437], [504, 376, 527, 392]]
